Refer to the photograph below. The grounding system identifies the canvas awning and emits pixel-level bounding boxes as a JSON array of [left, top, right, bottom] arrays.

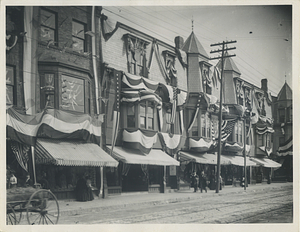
[[250, 157, 282, 168], [107, 146, 179, 166], [223, 155, 257, 166], [178, 151, 231, 165], [35, 139, 118, 167]]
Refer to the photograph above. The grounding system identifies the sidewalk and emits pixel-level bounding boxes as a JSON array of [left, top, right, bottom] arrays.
[[58, 182, 292, 216]]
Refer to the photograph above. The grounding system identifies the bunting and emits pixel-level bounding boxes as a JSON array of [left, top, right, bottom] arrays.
[[6, 107, 102, 146], [110, 70, 122, 155]]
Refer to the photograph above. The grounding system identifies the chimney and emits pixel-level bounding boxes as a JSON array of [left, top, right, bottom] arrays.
[[261, 79, 268, 92], [175, 36, 184, 49]]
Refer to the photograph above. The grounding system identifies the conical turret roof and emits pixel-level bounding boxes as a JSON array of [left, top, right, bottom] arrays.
[[182, 31, 209, 58], [216, 52, 241, 74], [277, 82, 292, 100]]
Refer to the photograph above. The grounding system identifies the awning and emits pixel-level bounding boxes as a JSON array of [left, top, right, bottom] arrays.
[[35, 139, 118, 167], [178, 151, 231, 165], [223, 155, 257, 166], [107, 146, 179, 166], [250, 157, 282, 168]]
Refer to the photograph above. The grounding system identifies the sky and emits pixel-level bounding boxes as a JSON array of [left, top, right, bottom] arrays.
[[102, 5, 293, 96]]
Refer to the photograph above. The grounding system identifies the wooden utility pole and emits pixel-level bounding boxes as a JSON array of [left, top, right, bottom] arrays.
[[210, 40, 236, 193]]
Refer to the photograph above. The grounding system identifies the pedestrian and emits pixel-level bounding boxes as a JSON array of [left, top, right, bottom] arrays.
[[199, 171, 208, 193], [24, 173, 34, 187], [75, 174, 93, 201], [191, 172, 199, 192], [10, 173, 17, 188]]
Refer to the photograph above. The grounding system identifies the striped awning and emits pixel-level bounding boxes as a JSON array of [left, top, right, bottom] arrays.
[[223, 155, 257, 166], [35, 139, 118, 167], [178, 151, 231, 165], [107, 146, 179, 166], [250, 157, 282, 168]]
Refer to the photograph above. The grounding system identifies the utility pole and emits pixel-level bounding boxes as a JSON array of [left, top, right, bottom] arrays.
[[210, 40, 236, 193]]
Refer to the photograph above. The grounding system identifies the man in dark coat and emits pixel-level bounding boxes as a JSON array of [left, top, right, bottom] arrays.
[[199, 171, 208, 193], [191, 172, 199, 192]]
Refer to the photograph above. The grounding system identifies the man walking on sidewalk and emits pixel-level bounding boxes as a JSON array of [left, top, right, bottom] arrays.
[[199, 171, 208, 193]]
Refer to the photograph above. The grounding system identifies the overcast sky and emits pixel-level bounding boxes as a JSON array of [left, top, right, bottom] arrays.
[[102, 5, 292, 96]]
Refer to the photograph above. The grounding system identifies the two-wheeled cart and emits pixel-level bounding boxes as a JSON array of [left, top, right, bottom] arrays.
[[6, 187, 59, 225]]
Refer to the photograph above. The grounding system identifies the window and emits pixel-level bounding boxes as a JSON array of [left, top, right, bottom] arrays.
[[235, 121, 243, 143], [40, 73, 55, 108], [61, 75, 85, 113], [265, 133, 271, 148], [139, 102, 154, 130], [40, 73, 89, 113], [189, 109, 211, 138], [278, 108, 285, 123], [40, 9, 57, 44], [6, 66, 15, 105], [257, 134, 264, 147], [127, 104, 136, 128], [72, 20, 86, 53], [125, 34, 148, 77]]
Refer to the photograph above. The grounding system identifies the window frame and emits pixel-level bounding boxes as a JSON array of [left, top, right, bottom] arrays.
[[278, 108, 285, 123], [124, 100, 157, 131], [189, 109, 212, 139], [6, 65, 16, 105], [72, 19, 87, 53], [40, 8, 57, 45]]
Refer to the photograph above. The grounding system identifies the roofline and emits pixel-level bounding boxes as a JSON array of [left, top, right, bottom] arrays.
[[117, 22, 175, 51]]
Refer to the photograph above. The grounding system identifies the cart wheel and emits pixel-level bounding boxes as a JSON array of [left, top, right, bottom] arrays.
[[7, 204, 17, 225], [26, 189, 59, 225], [13, 203, 24, 224]]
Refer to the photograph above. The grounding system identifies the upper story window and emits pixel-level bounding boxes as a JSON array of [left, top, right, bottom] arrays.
[[165, 111, 174, 134], [40, 72, 90, 114], [257, 134, 264, 147], [6, 65, 15, 105], [278, 108, 285, 123], [72, 20, 86, 53], [124, 34, 149, 78], [232, 121, 243, 143], [125, 101, 156, 131], [40, 8, 57, 44], [265, 133, 271, 148], [203, 70, 212, 95], [190, 109, 211, 138]]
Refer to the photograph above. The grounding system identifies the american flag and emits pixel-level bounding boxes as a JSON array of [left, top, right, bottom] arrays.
[[10, 141, 30, 172], [221, 119, 237, 142]]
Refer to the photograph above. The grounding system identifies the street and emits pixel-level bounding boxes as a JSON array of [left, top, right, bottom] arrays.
[[56, 184, 292, 224]]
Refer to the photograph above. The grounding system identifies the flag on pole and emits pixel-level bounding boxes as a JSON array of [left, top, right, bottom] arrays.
[[221, 119, 237, 142], [10, 141, 30, 172]]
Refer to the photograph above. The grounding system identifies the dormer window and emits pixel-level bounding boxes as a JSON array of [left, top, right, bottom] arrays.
[[124, 34, 149, 78]]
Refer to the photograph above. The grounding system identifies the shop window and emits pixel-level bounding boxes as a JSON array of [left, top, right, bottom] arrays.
[[72, 20, 86, 53], [40, 8, 57, 44], [6, 65, 15, 105], [278, 108, 285, 123]]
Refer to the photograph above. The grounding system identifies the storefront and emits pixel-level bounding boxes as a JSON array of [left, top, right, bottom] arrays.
[[107, 146, 179, 193]]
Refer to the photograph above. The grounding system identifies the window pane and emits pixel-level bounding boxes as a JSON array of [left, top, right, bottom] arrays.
[[41, 9, 55, 28], [72, 37, 84, 53], [6, 66, 14, 85], [40, 26, 55, 42], [201, 113, 206, 137], [61, 75, 84, 113], [140, 104, 146, 128], [147, 118, 154, 130], [72, 21, 85, 39], [127, 105, 135, 128], [6, 85, 13, 105]]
